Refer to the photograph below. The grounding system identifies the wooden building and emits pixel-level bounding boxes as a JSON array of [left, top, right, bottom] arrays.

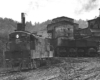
[[47, 16, 79, 39]]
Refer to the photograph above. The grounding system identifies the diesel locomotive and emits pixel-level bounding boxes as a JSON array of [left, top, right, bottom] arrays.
[[4, 13, 52, 70]]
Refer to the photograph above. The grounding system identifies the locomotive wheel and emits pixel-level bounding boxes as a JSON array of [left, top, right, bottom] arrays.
[[26, 59, 32, 69], [18, 62, 23, 71], [30, 60, 38, 69], [69, 48, 76, 52], [46, 58, 51, 66], [5, 60, 12, 68], [77, 48, 85, 57], [69, 48, 77, 57], [33, 60, 41, 69], [87, 48, 97, 57]]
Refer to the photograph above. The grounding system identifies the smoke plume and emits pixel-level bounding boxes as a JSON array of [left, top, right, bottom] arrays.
[[76, 0, 99, 14]]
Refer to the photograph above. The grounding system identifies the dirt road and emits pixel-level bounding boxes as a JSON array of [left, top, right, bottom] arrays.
[[1, 57, 100, 80]]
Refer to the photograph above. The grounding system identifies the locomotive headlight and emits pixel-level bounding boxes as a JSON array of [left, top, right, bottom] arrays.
[[16, 34, 19, 38]]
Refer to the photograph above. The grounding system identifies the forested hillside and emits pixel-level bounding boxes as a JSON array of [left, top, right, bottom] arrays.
[[25, 20, 51, 32], [0, 18, 87, 37], [74, 19, 88, 28]]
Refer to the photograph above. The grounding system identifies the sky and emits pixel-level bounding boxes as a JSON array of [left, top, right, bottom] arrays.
[[0, 0, 100, 24]]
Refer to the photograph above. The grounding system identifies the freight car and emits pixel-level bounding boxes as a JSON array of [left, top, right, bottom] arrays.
[[47, 16, 99, 57], [3, 13, 52, 70], [54, 38, 99, 57]]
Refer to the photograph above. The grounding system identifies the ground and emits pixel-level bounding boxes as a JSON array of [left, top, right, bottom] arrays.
[[1, 57, 100, 80]]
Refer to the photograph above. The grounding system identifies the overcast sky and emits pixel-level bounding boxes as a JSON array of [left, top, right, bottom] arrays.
[[0, 0, 100, 24]]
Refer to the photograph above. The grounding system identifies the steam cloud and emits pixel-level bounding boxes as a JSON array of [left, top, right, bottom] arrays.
[[76, 0, 99, 14], [83, 0, 98, 11], [24, 1, 40, 14]]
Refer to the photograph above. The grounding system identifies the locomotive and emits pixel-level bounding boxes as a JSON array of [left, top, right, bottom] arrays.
[[47, 16, 99, 57], [4, 13, 52, 70]]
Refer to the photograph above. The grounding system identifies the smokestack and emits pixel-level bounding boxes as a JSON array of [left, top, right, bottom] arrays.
[[21, 13, 25, 31], [16, 13, 26, 31], [21, 13, 25, 25]]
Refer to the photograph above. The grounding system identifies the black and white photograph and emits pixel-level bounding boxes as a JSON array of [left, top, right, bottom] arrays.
[[0, 0, 100, 80]]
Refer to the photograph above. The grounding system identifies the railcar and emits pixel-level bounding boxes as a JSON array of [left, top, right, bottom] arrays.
[[54, 38, 99, 57]]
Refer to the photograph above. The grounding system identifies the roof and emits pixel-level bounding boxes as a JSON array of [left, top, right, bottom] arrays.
[[51, 16, 74, 24], [52, 16, 74, 22], [90, 29, 100, 32], [47, 21, 76, 32], [88, 17, 100, 22], [31, 33, 46, 39], [10, 30, 31, 35]]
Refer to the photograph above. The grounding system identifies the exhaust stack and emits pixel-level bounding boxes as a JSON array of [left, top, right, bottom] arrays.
[[21, 13, 25, 27], [16, 13, 26, 31]]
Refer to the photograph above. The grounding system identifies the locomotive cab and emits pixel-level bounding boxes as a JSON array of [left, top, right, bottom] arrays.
[[4, 31, 34, 68], [8, 31, 31, 51]]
